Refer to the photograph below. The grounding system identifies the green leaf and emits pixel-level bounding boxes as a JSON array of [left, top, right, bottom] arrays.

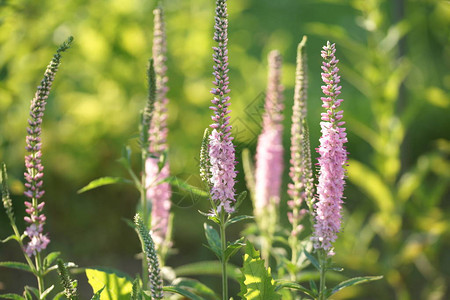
[[225, 215, 253, 228], [46, 262, 77, 274], [274, 281, 315, 298], [165, 176, 208, 198], [78, 177, 132, 194], [207, 215, 221, 225], [40, 285, 54, 300], [90, 287, 105, 300], [242, 149, 256, 196], [204, 223, 221, 259], [330, 276, 383, 295], [85, 268, 133, 300], [172, 278, 219, 300], [52, 291, 65, 300], [347, 160, 394, 214], [309, 280, 318, 295], [174, 261, 240, 281], [0, 294, 25, 300], [303, 250, 320, 271], [157, 152, 167, 172], [234, 191, 247, 211], [162, 286, 204, 300], [0, 262, 32, 273], [24, 287, 39, 299], [224, 237, 245, 262], [43, 252, 61, 269], [238, 242, 281, 300], [1, 235, 19, 243]]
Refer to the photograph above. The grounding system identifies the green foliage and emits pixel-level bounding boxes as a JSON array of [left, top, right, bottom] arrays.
[[173, 261, 241, 281], [85, 268, 133, 300], [77, 177, 133, 194], [329, 276, 383, 297], [171, 278, 219, 300], [0, 294, 25, 300], [204, 223, 221, 260], [238, 242, 281, 300], [0, 262, 32, 273]]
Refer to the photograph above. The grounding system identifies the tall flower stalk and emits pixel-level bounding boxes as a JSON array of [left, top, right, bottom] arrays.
[[205, 1, 237, 299], [313, 41, 348, 300], [287, 36, 315, 274], [144, 5, 172, 261], [0, 37, 72, 298], [254, 50, 284, 263]]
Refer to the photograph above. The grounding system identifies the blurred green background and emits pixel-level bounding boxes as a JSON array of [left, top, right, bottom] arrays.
[[0, 0, 449, 299]]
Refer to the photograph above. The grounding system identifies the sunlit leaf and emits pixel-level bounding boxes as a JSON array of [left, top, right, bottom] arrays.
[[77, 177, 132, 194], [172, 278, 219, 300], [347, 159, 394, 213], [225, 215, 253, 228], [238, 242, 281, 300], [161, 286, 204, 300], [85, 268, 133, 300], [274, 280, 315, 298], [330, 276, 383, 295]]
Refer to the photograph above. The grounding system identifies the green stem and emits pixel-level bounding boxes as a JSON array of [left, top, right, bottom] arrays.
[[35, 252, 45, 298], [220, 212, 228, 300], [318, 251, 327, 300]]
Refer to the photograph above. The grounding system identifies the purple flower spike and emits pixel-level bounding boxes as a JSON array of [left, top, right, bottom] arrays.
[[23, 37, 73, 257], [312, 41, 348, 256], [145, 5, 172, 250], [254, 50, 284, 216], [207, 0, 237, 213]]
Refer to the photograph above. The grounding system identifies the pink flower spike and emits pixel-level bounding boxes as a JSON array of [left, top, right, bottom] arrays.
[[254, 50, 284, 216], [312, 41, 348, 256]]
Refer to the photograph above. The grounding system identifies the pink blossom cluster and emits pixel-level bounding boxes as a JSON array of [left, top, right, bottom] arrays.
[[207, 0, 237, 213], [312, 41, 348, 255], [254, 50, 284, 215], [145, 158, 171, 247], [145, 6, 172, 248]]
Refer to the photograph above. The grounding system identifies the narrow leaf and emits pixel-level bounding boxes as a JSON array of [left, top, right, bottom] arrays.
[[242, 149, 256, 196], [274, 281, 315, 298], [0, 262, 32, 273], [234, 191, 247, 211], [165, 176, 208, 198], [331, 276, 383, 295], [78, 177, 132, 194], [40, 285, 54, 300], [303, 250, 320, 271], [172, 278, 219, 300], [225, 215, 253, 228], [224, 237, 245, 262], [43, 252, 61, 269], [204, 223, 221, 259], [161, 286, 205, 300], [1, 235, 19, 243], [174, 261, 240, 281], [0, 294, 25, 300]]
